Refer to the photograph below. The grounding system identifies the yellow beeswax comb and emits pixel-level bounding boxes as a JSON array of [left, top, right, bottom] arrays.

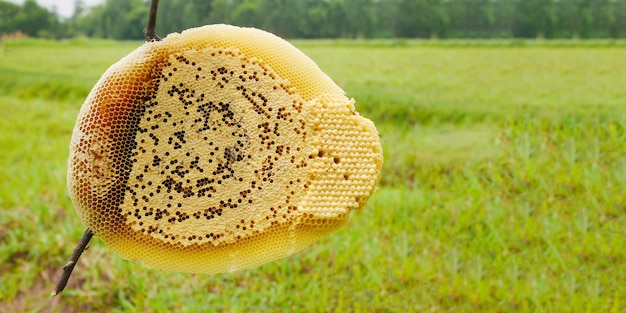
[[67, 24, 383, 274]]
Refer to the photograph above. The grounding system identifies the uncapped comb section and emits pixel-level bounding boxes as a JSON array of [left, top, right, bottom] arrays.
[[67, 24, 383, 274]]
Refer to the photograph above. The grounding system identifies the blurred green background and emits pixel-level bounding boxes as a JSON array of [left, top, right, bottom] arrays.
[[1, 0, 626, 312], [1, 38, 625, 313]]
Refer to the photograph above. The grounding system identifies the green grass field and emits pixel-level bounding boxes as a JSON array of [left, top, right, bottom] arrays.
[[0, 39, 625, 312]]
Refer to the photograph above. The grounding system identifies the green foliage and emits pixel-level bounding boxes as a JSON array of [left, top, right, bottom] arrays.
[[0, 1, 20, 35], [0, 40, 625, 312], [0, 0, 61, 38], [2, 0, 626, 39]]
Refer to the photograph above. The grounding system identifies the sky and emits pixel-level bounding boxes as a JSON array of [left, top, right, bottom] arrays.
[[6, 0, 104, 18]]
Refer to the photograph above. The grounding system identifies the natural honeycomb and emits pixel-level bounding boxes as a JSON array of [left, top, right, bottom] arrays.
[[67, 24, 383, 274]]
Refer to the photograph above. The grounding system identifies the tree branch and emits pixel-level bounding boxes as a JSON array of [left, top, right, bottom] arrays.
[[51, 228, 94, 296], [144, 0, 161, 42]]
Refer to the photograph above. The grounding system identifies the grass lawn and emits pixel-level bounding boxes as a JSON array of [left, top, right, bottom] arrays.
[[0, 39, 625, 312]]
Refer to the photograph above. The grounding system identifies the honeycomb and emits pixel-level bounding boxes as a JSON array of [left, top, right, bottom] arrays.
[[67, 24, 383, 274]]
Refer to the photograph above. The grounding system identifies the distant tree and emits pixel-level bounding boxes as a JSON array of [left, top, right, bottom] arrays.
[[445, 0, 496, 38], [614, 0, 626, 38], [231, 0, 263, 28], [491, 0, 516, 38], [374, 0, 397, 37], [0, 1, 20, 35], [155, 0, 185, 34], [588, 0, 616, 38], [395, 0, 447, 38], [343, 0, 377, 38], [182, 0, 213, 29], [512, 0, 556, 38], [209, 0, 237, 25], [11, 0, 58, 37], [259, 0, 300, 38], [123, 0, 149, 39]]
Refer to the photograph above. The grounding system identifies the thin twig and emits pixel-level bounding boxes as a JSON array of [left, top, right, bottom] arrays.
[[144, 0, 161, 42], [51, 228, 94, 296]]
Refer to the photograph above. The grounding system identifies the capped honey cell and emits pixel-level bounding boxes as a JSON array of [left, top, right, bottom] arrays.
[[67, 24, 383, 274]]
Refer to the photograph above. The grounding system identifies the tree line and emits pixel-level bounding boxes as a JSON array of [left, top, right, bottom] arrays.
[[2, 0, 626, 40]]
